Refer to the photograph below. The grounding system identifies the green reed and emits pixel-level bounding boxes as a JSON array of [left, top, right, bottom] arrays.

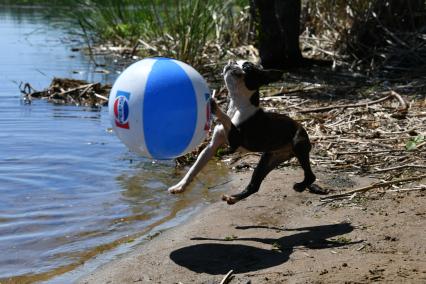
[[53, 0, 249, 68]]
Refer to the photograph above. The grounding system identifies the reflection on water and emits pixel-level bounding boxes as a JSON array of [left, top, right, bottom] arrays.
[[0, 6, 229, 282]]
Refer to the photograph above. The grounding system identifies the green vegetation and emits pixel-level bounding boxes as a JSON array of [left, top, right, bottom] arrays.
[[225, 235, 238, 241], [406, 135, 425, 151], [331, 236, 352, 244], [0, 0, 64, 4], [5, 0, 424, 73], [51, 0, 250, 68], [224, 234, 238, 241], [271, 242, 283, 252]]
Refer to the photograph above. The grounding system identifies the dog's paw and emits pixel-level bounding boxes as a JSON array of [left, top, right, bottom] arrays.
[[293, 182, 307, 192], [168, 183, 186, 194], [210, 98, 218, 116], [308, 184, 329, 195], [222, 194, 239, 205]]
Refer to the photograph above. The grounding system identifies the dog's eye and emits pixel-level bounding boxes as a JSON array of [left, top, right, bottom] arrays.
[[242, 62, 252, 70]]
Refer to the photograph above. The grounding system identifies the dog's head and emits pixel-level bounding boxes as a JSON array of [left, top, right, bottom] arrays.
[[223, 60, 282, 106]]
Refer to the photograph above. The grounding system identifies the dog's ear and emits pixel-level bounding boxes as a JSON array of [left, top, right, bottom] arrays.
[[260, 69, 283, 84], [243, 62, 283, 90]]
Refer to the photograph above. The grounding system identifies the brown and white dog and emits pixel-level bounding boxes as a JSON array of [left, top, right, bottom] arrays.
[[168, 60, 324, 204]]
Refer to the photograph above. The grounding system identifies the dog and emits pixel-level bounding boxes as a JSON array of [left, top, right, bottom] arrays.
[[168, 60, 324, 204]]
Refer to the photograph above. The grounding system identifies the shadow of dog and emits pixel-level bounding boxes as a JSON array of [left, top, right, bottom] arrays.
[[169, 223, 358, 275]]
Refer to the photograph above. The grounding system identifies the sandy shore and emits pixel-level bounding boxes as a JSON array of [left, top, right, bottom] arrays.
[[78, 165, 426, 283]]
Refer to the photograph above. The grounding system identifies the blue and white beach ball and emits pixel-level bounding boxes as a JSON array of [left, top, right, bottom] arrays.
[[109, 58, 211, 160]]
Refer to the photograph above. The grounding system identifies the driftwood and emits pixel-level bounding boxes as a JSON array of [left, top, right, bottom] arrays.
[[20, 78, 111, 107]]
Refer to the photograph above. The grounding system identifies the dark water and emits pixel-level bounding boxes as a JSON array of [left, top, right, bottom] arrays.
[[0, 6, 228, 282]]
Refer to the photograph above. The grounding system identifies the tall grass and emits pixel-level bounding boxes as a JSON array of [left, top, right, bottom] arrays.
[[55, 0, 250, 68]]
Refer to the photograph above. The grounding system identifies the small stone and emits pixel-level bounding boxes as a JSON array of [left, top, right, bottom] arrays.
[[320, 269, 329, 275]]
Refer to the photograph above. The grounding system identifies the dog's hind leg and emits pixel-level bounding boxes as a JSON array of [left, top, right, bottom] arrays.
[[222, 147, 293, 205], [168, 125, 226, 194], [292, 129, 328, 194], [294, 147, 327, 194], [289, 127, 315, 192], [293, 142, 316, 192]]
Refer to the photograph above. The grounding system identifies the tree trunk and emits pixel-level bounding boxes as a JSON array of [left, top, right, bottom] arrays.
[[253, 0, 303, 69]]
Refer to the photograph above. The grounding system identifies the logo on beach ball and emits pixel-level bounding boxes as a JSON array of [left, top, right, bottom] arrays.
[[113, 91, 130, 129], [108, 57, 211, 160]]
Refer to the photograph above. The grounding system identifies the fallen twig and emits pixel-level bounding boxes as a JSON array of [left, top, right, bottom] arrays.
[[58, 83, 95, 96], [372, 164, 426, 173], [298, 91, 406, 114], [220, 270, 234, 284], [416, 141, 426, 149], [78, 83, 98, 98], [138, 39, 158, 52], [321, 174, 426, 201], [94, 93, 109, 101], [207, 179, 233, 190], [388, 185, 426, 192], [336, 149, 406, 156]]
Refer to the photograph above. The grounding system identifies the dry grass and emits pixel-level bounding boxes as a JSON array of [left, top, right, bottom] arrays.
[[300, 0, 426, 75]]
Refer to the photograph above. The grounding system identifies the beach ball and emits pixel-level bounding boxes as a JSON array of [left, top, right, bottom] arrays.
[[109, 57, 211, 160]]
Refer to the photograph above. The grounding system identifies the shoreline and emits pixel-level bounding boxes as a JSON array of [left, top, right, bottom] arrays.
[[47, 202, 208, 284], [77, 166, 426, 283]]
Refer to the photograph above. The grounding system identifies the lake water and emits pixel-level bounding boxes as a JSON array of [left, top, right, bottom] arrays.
[[0, 6, 228, 282]]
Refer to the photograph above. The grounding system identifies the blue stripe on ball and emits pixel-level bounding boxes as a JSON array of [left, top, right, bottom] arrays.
[[143, 58, 197, 159]]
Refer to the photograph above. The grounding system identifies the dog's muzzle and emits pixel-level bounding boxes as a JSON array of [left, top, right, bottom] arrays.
[[223, 60, 240, 75], [223, 64, 244, 77]]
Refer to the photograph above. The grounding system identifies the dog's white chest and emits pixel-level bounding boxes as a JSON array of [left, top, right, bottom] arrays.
[[229, 101, 258, 126], [231, 110, 245, 125]]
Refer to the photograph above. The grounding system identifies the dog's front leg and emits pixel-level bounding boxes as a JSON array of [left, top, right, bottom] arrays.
[[168, 125, 226, 194], [210, 99, 242, 150]]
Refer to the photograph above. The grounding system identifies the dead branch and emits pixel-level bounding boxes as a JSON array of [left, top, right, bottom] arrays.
[[336, 149, 407, 156], [94, 93, 109, 101], [19, 82, 37, 95], [389, 91, 408, 110], [321, 174, 426, 201], [372, 164, 426, 173], [78, 83, 99, 98], [59, 83, 95, 96], [416, 141, 426, 149], [220, 270, 234, 284], [388, 185, 426, 192], [21, 78, 111, 107], [298, 91, 407, 114]]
